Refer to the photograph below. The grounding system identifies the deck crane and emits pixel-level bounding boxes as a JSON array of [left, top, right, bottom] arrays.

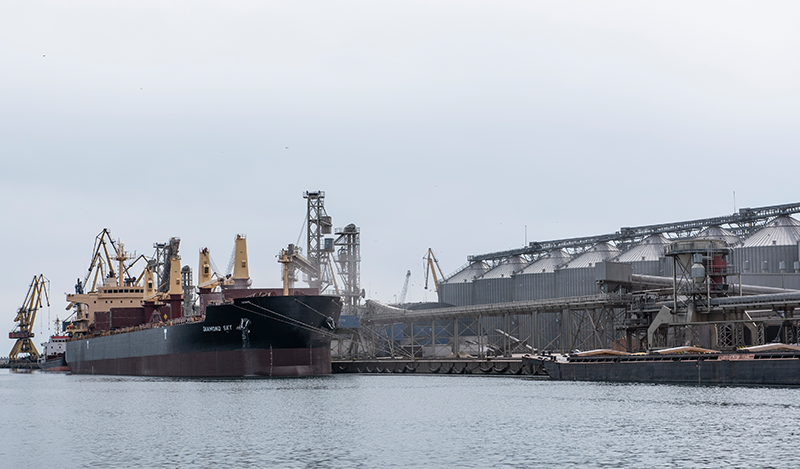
[[9, 274, 50, 361], [423, 248, 445, 293], [278, 243, 340, 296], [79, 228, 138, 294], [398, 270, 411, 303]]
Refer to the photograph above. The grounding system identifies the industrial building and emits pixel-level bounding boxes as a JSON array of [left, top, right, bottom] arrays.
[[346, 202, 800, 361], [439, 207, 800, 307]]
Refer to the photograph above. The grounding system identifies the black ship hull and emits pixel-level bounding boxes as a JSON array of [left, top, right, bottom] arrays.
[[526, 352, 800, 386], [66, 295, 341, 377]]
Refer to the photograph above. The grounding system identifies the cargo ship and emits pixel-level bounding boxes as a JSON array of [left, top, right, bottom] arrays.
[[62, 231, 342, 377], [524, 344, 800, 385]]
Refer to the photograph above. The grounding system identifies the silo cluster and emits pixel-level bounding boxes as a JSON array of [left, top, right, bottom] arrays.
[[734, 216, 800, 289], [439, 215, 800, 306]]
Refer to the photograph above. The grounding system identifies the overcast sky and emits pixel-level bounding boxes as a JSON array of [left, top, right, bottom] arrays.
[[2, 1, 799, 344]]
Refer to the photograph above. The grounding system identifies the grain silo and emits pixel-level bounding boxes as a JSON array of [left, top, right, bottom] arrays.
[[734, 216, 800, 289], [614, 235, 671, 276], [513, 250, 571, 301], [557, 242, 620, 298], [472, 256, 527, 304], [437, 261, 490, 306], [695, 225, 742, 247]]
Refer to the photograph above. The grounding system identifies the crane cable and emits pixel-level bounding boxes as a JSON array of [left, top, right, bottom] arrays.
[[296, 213, 308, 248], [235, 302, 338, 337]]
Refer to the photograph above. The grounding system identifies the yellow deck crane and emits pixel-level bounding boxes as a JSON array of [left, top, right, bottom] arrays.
[[9, 274, 50, 362], [278, 243, 339, 296], [423, 248, 445, 293]]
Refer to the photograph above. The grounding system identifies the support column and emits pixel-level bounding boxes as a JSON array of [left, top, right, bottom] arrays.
[[478, 315, 483, 359], [453, 318, 460, 356], [410, 320, 414, 359], [431, 319, 436, 358]]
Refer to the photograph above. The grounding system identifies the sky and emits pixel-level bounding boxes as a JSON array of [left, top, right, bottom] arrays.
[[1, 1, 799, 349]]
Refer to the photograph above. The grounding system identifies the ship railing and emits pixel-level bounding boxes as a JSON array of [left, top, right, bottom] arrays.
[[68, 314, 206, 341]]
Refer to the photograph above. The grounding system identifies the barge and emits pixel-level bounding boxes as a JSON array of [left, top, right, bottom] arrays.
[[524, 344, 800, 385]]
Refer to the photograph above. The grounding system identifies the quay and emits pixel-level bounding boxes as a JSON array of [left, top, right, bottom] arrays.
[[0, 361, 38, 370], [332, 357, 545, 376]]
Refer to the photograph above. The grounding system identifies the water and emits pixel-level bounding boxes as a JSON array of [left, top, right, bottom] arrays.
[[2, 370, 799, 468]]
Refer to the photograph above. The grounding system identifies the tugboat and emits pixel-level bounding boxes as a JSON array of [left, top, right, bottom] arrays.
[[38, 320, 69, 372]]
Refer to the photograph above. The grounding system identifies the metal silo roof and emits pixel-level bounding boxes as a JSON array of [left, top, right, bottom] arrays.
[[695, 225, 741, 247], [479, 256, 527, 279], [519, 250, 571, 274], [443, 261, 490, 283], [742, 216, 800, 247], [615, 235, 669, 262], [561, 242, 620, 269]]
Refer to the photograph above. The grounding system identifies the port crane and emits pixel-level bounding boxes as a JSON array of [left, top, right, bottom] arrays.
[[9, 274, 50, 361], [398, 270, 411, 303], [423, 248, 445, 293]]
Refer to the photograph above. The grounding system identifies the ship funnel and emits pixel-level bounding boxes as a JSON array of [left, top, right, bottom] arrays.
[[169, 255, 182, 296], [232, 234, 250, 282]]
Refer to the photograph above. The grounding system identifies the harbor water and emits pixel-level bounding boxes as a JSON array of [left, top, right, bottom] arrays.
[[1, 369, 799, 468]]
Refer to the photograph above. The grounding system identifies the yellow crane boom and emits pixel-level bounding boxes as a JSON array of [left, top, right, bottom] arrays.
[[9, 274, 50, 361], [423, 248, 445, 293]]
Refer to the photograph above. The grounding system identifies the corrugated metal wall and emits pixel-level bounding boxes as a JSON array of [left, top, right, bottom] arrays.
[[733, 245, 799, 274], [438, 282, 473, 306], [556, 267, 599, 298], [513, 272, 557, 301], [740, 273, 800, 290], [628, 258, 673, 277], [472, 277, 514, 304], [444, 265, 635, 305]]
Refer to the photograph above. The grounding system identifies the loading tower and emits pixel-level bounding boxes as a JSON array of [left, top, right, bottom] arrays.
[[335, 224, 362, 309], [305, 191, 334, 292]]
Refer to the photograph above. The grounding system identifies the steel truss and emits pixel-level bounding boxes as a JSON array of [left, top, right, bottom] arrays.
[[467, 201, 800, 265], [338, 291, 800, 358]]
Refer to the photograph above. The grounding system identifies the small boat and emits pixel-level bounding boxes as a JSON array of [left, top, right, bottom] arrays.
[[38, 333, 69, 372]]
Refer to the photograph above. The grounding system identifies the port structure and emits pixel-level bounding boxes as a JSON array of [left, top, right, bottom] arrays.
[[279, 191, 361, 301], [181, 265, 195, 316], [334, 224, 362, 311], [338, 295, 627, 360], [150, 237, 181, 293], [8, 274, 50, 361], [339, 288, 800, 360], [335, 202, 800, 360], [642, 239, 744, 350], [468, 201, 800, 265], [304, 191, 335, 293]]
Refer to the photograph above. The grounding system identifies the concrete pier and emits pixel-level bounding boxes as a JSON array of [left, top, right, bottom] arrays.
[[332, 358, 546, 376]]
